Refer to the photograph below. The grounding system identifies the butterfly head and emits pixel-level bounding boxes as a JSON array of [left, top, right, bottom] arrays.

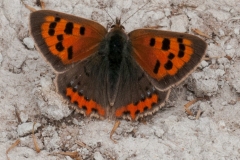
[[110, 18, 125, 31]]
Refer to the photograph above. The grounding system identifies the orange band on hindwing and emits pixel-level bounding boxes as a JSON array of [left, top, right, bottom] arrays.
[[115, 93, 159, 120], [66, 87, 105, 117]]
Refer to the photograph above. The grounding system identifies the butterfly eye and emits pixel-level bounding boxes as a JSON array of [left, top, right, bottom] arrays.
[[111, 25, 116, 28], [120, 25, 125, 30]]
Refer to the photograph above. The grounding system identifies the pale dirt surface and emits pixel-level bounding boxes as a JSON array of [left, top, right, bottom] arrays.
[[1, 0, 240, 159]]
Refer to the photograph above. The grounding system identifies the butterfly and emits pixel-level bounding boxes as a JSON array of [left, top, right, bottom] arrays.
[[30, 10, 207, 120]]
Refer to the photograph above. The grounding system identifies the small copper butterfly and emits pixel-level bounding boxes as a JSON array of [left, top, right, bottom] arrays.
[[29, 10, 207, 120]]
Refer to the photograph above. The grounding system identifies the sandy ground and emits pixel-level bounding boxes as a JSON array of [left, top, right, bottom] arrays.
[[1, 0, 240, 159]]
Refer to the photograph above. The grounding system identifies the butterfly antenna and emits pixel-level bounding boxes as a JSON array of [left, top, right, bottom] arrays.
[[122, 0, 150, 24], [94, 0, 114, 23], [103, 8, 115, 23]]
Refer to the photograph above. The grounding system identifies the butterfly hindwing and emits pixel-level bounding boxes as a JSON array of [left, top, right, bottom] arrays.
[[111, 56, 170, 120], [30, 10, 107, 72], [56, 54, 109, 118], [129, 29, 207, 90]]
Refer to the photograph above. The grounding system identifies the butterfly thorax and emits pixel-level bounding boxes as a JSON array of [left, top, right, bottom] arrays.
[[106, 18, 128, 73]]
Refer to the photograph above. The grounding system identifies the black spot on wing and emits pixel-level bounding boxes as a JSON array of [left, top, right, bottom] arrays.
[[162, 38, 170, 50], [178, 44, 185, 58], [67, 46, 73, 60], [57, 34, 63, 41], [168, 53, 175, 60], [56, 42, 64, 51], [153, 60, 160, 74], [64, 22, 73, 34], [164, 60, 173, 70], [177, 38, 183, 43], [149, 38, 155, 47], [55, 17, 61, 22], [49, 22, 57, 28], [80, 26, 85, 35], [178, 50, 184, 58], [48, 29, 55, 36]]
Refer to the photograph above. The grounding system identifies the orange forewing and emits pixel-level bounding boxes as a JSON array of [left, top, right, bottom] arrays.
[[132, 37, 193, 78], [41, 16, 104, 64], [30, 10, 107, 71], [129, 29, 206, 90]]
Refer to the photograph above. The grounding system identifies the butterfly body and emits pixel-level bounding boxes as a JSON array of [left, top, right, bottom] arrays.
[[30, 10, 206, 120], [98, 20, 130, 106]]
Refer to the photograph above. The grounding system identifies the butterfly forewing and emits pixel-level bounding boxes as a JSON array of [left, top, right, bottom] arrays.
[[129, 29, 207, 90], [30, 10, 107, 72]]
